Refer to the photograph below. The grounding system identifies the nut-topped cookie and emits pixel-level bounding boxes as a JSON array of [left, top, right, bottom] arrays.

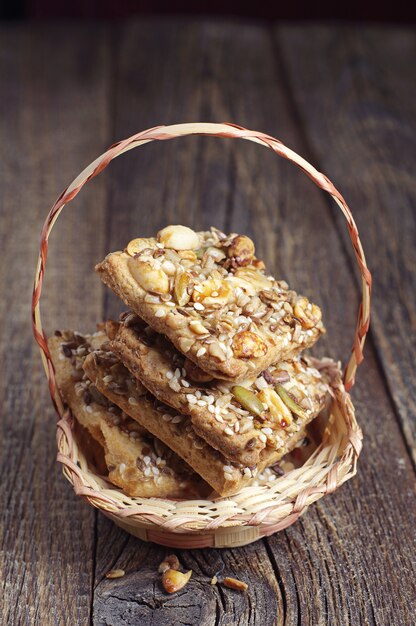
[[108, 314, 330, 466], [48, 330, 209, 499], [95, 226, 325, 382], [82, 331, 319, 497]]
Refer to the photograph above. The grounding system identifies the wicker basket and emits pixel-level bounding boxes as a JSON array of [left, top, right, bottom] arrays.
[[32, 122, 371, 548]]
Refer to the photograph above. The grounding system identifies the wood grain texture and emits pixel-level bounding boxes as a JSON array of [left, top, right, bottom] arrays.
[[1, 18, 415, 626], [277, 25, 416, 465], [90, 19, 416, 626], [202, 20, 416, 625], [0, 23, 110, 625]]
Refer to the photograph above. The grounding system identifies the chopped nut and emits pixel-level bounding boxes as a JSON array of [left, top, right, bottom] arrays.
[[275, 384, 307, 419], [232, 386, 265, 417], [105, 569, 125, 579], [189, 320, 209, 335], [128, 257, 169, 294], [178, 336, 195, 353], [234, 267, 272, 291], [208, 342, 226, 361], [157, 225, 199, 250], [126, 237, 154, 256], [257, 387, 292, 425], [227, 235, 255, 265], [174, 270, 192, 306], [232, 331, 268, 359], [192, 278, 232, 307], [210, 575, 218, 585], [223, 577, 248, 592], [178, 249, 198, 262], [162, 568, 192, 593], [158, 554, 180, 574], [251, 258, 266, 270], [293, 296, 322, 329]]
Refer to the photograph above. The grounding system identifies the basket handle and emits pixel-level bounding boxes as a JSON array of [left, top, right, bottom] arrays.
[[32, 122, 371, 414]]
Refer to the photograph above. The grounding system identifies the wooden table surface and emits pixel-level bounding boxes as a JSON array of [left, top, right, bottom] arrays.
[[1, 18, 415, 626]]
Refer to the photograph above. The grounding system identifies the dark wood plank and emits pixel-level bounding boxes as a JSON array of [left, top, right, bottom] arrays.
[[277, 25, 416, 465], [0, 23, 110, 625], [91, 18, 416, 626], [209, 20, 416, 625]]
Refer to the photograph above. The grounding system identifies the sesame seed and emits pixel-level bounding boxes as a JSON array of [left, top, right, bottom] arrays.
[[223, 465, 233, 473], [162, 413, 172, 421], [196, 347, 206, 357], [208, 405, 215, 413], [194, 302, 205, 311], [261, 427, 273, 435], [186, 394, 197, 404], [144, 467, 152, 477], [181, 379, 190, 388], [143, 456, 151, 465], [128, 396, 139, 406], [155, 308, 166, 318], [166, 370, 174, 380], [259, 433, 267, 443], [119, 463, 126, 473], [243, 467, 252, 477], [224, 427, 234, 436], [172, 415, 183, 424], [196, 400, 207, 407]]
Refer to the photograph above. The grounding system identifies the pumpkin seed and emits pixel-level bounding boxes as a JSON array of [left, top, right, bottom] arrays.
[[231, 386, 265, 417]]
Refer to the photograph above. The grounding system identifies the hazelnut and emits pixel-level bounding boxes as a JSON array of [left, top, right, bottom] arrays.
[[293, 297, 322, 329], [232, 331, 268, 359], [227, 235, 255, 265]]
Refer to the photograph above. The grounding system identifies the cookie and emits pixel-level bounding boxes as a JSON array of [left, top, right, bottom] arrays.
[[83, 344, 312, 497], [48, 332, 209, 499], [109, 314, 330, 466], [95, 226, 325, 382]]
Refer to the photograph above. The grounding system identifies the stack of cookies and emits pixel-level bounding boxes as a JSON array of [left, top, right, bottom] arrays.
[[49, 225, 333, 499]]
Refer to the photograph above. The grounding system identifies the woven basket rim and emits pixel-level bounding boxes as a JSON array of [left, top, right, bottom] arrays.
[[32, 122, 371, 536], [56, 357, 362, 532]]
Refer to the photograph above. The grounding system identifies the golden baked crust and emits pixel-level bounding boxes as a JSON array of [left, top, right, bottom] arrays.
[[109, 315, 330, 466], [95, 227, 325, 382], [48, 332, 208, 499], [83, 342, 313, 497]]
